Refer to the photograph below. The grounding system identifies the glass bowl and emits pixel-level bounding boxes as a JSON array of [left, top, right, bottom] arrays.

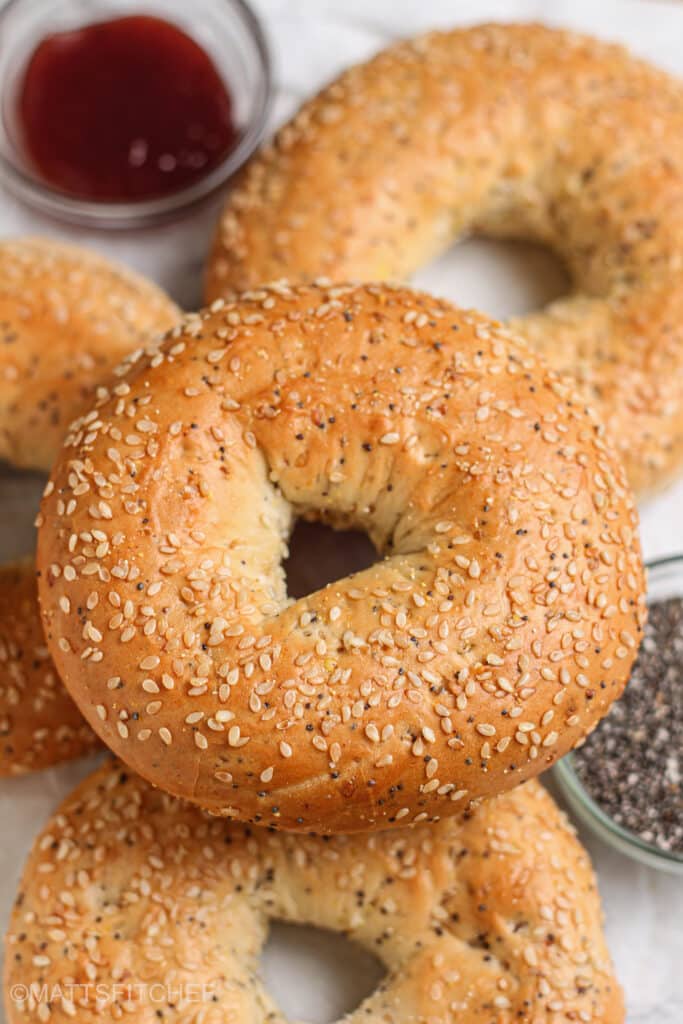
[[0, 0, 272, 227], [553, 554, 683, 875]]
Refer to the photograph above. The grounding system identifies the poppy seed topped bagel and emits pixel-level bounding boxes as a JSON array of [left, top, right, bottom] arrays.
[[4, 763, 624, 1024], [0, 238, 180, 472], [37, 283, 645, 832], [206, 22, 683, 496]]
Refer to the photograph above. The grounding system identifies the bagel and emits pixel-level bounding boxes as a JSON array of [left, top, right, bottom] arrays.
[[0, 559, 98, 775], [37, 283, 645, 832], [0, 533, 369, 777], [0, 238, 178, 772], [206, 22, 683, 497], [0, 238, 180, 472], [4, 760, 624, 1023]]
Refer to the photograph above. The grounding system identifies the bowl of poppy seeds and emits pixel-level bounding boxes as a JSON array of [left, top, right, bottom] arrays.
[[554, 555, 683, 874]]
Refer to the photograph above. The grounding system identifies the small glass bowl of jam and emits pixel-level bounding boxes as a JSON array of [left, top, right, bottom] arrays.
[[0, 0, 272, 227]]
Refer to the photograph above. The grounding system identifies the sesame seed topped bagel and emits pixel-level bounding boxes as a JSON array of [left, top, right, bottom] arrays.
[[0, 238, 179, 472], [0, 559, 98, 775], [37, 283, 645, 833], [206, 22, 683, 496], [4, 762, 624, 1024], [0, 240, 177, 772]]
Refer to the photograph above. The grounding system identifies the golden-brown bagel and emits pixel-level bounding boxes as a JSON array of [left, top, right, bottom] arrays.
[[206, 22, 683, 497], [0, 237, 180, 471], [37, 283, 645, 832], [0, 559, 98, 775], [4, 761, 624, 1024], [0, 239, 177, 773]]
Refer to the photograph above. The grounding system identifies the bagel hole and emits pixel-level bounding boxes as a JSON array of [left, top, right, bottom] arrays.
[[261, 922, 386, 1023], [284, 519, 377, 600], [413, 237, 570, 319]]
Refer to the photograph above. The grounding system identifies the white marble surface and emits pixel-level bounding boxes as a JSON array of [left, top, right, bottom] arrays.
[[1, 2, 683, 1022]]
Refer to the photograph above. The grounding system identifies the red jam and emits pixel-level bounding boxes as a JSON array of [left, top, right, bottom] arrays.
[[17, 14, 237, 202]]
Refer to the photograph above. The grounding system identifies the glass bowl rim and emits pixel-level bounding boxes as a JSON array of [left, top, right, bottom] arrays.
[[0, 0, 273, 228], [553, 552, 683, 874]]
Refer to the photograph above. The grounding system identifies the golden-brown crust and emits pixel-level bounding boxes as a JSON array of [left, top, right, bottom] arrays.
[[0, 558, 99, 775], [36, 283, 645, 832], [0, 239, 177, 765], [4, 762, 624, 1024], [206, 21, 683, 496], [0, 237, 180, 471]]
